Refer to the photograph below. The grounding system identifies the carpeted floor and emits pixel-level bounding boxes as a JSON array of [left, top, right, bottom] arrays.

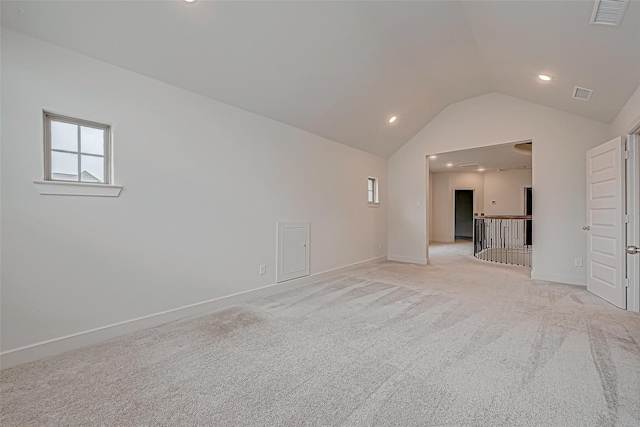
[[2, 242, 640, 426]]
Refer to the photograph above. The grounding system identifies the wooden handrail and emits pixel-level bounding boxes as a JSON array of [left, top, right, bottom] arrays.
[[474, 215, 532, 220]]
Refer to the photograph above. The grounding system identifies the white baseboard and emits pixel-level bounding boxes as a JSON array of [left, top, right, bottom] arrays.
[[530, 271, 586, 287], [1, 255, 387, 369], [429, 239, 454, 244], [387, 254, 427, 265]]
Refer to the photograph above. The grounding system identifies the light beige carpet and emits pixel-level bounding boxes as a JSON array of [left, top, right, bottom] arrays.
[[2, 242, 639, 426]]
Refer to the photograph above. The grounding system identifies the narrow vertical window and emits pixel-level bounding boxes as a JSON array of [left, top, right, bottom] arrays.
[[44, 112, 111, 184], [368, 177, 379, 204]]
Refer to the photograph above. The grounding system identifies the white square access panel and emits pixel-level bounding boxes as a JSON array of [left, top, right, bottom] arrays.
[[276, 221, 310, 283]]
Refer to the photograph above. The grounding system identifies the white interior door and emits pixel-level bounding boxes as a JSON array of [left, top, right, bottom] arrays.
[[276, 221, 310, 283], [586, 137, 626, 308]]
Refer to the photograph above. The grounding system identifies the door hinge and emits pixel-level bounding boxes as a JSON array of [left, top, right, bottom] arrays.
[[624, 150, 629, 159], [624, 214, 629, 223], [625, 278, 629, 288]]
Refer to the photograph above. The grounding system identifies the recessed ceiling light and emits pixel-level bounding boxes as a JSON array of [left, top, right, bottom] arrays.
[[478, 168, 485, 172], [429, 155, 437, 159], [389, 116, 397, 123], [538, 74, 553, 81], [446, 163, 453, 167], [184, 0, 196, 2]]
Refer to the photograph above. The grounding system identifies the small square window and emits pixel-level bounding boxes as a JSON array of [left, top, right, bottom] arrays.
[[368, 177, 379, 204], [44, 112, 111, 184]]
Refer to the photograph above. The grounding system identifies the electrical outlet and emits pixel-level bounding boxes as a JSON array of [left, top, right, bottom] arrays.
[[574, 258, 583, 267], [259, 264, 266, 275]]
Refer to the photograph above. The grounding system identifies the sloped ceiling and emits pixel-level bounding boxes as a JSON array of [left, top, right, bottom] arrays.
[[2, 1, 639, 157]]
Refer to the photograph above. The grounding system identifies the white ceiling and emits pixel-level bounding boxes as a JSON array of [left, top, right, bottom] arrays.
[[2, 1, 639, 158], [428, 142, 532, 173]]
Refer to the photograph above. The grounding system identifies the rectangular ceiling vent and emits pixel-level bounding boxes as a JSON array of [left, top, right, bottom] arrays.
[[573, 86, 593, 101], [590, 0, 629, 26], [459, 163, 480, 168]]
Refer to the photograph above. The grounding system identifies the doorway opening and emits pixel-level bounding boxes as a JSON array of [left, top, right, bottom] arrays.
[[426, 141, 533, 267], [524, 187, 532, 246], [454, 190, 474, 241]]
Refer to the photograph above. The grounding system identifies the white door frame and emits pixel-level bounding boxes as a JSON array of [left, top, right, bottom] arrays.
[[426, 156, 430, 264], [626, 130, 640, 312]]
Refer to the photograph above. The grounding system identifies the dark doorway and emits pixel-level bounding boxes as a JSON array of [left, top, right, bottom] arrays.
[[455, 190, 474, 241], [525, 187, 532, 246]]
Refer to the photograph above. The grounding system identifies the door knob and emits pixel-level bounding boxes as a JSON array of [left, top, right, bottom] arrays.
[[582, 226, 590, 230], [626, 245, 639, 255]]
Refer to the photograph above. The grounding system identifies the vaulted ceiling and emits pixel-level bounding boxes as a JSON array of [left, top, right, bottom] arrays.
[[2, 1, 639, 157]]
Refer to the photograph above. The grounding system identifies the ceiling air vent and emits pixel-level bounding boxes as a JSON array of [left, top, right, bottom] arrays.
[[590, 0, 629, 26], [459, 163, 481, 168], [573, 86, 593, 101]]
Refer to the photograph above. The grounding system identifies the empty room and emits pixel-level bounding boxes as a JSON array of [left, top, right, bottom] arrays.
[[2, 1, 640, 426]]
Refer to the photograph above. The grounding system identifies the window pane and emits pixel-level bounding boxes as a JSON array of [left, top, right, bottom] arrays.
[[51, 121, 78, 152], [368, 179, 373, 191], [51, 151, 78, 181], [81, 126, 104, 155], [81, 155, 105, 183], [368, 190, 374, 202]]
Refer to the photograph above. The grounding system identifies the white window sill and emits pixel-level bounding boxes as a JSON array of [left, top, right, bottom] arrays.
[[34, 180, 122, 197], [368, 202, 380, 208]]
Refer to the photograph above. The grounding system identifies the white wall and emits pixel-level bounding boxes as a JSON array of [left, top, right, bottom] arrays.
[[430, 172, 484, 243], [611, 85, 640, 136], [0, 30, 387, 358], [388, 92, 610, 285], [483, 169, 532, 216], [430, 173, 450, 243]]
